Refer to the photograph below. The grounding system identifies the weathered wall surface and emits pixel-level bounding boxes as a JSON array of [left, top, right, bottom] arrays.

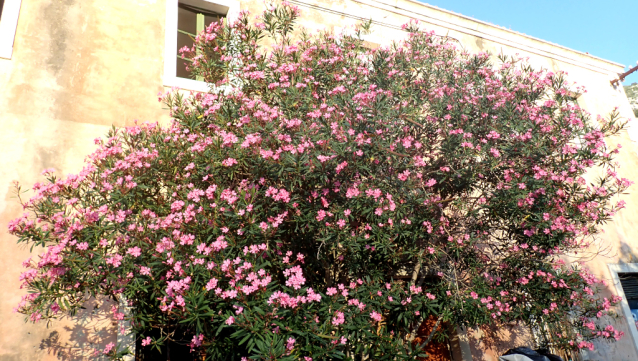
[[0, 0, 170, 359], [1, 0, 636, 360]]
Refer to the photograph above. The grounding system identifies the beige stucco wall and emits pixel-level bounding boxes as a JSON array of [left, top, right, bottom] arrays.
[[0, 0, 170, 359], [0, 0, 636, 360]]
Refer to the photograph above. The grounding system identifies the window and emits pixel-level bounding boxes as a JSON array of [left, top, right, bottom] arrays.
[[176, 2, 225, 81], [164, 0, 240, 92], [0, 0, 22, 59], [619, 273, 638, 326], [609, 264, 638, 355]]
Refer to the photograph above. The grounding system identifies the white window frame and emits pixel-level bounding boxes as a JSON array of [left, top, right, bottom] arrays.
[[608, 263, 638, 356], [163, 0, 240, 92], [0, 0, 22, 59]]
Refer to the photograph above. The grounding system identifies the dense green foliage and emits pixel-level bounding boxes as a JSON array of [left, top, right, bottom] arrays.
[[9, 3, 632, 360]]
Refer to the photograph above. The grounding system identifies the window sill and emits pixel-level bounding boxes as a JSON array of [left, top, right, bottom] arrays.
[[163, 75, 212, 93]]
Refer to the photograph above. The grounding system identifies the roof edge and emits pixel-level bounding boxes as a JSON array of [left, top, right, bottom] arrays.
[[399, 0, 624, 70]]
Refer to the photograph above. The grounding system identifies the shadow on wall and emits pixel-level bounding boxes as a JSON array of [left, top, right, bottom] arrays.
[[38, 300, 117, 360], [468, 322, 533, 361], [619, 241, 638, 264]]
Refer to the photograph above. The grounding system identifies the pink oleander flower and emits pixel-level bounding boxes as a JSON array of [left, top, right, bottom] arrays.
[[221, 158, 238, 166], [332, 311, 345, 326], [127, 246, 142, 257], [103, 342, 115, 355], [286, 337, 296, 351]]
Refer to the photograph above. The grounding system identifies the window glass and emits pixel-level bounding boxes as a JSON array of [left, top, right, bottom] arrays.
[[176, 2, 227, 79]]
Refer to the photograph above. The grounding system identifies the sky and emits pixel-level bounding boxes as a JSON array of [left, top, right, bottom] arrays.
[[419, 0, 638, 85]]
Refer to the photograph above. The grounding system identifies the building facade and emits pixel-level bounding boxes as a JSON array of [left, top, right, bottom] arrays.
[[0, 0, 637, 360]]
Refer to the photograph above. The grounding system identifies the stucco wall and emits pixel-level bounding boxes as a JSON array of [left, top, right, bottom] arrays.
[[0, 0, 169, 359], [0, 0, 636, 360]]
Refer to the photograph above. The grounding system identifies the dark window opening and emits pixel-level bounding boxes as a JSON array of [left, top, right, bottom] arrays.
[[177, 1, 228, 81], [619, 273, 638, 323], [0, 0, 5, 22]]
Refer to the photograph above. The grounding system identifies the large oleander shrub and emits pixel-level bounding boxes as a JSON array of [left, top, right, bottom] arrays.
[[9, 3, 631, 360]]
